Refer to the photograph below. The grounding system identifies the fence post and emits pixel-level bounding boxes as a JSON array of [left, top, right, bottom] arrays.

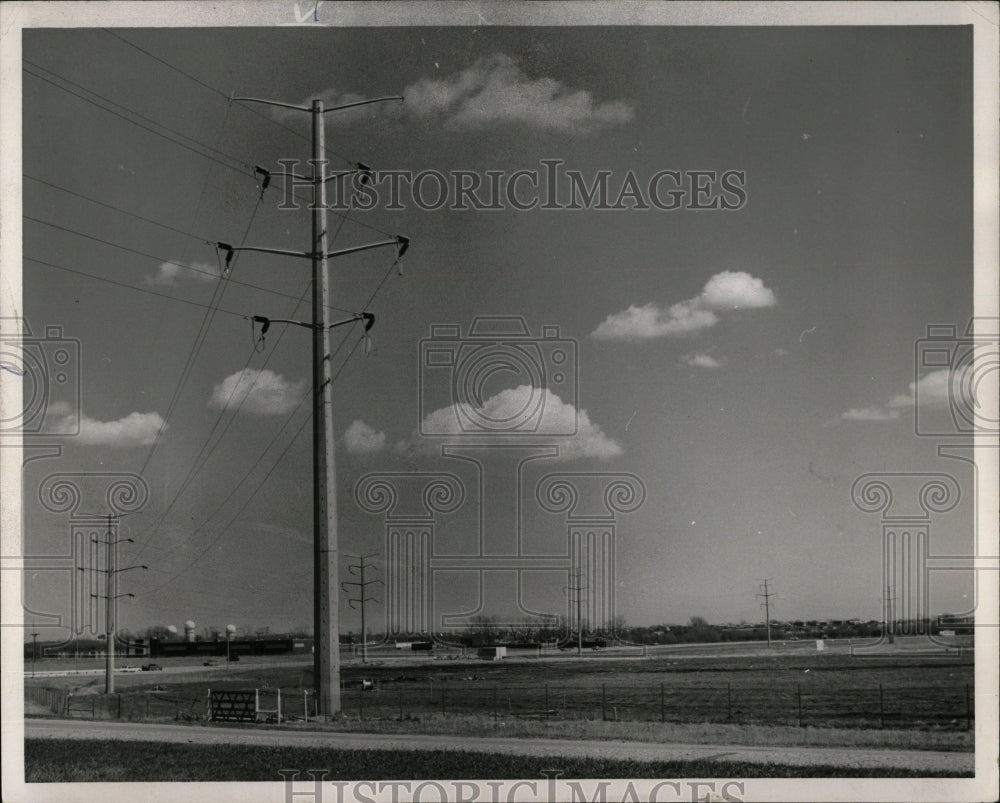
[[277, 689, 282, 725], [207, 688, 211, 721], [796, 685, 803, 728], [965, 683, 972, 731], [304, 690, 309, 723], [879, 684, 885, 729], [727, 684, 732, 723], [601, 684, 606, 721], [660, 682, 665, 723]]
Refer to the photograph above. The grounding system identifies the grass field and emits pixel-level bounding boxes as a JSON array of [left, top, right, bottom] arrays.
[[27, 646, 974, 733], [23, 739, 972, 781]]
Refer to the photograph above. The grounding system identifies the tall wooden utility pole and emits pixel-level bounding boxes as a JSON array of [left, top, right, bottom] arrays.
[[220, 93, 406, 716]]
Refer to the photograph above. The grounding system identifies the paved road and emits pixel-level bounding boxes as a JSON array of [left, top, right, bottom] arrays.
[[24, 718, 973, 773]]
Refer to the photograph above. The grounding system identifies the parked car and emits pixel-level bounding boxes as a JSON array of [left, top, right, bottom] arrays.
[[141, 663, 162, 671], [203, 660, 219, 666], [119, 665, 141, 673]]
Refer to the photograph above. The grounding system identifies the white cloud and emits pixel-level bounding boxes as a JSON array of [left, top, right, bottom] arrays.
[[840, 369, 955, 423], [288, 54, 633, 135], [591, 271, 776, 342], [48, 402, 164, 446], [344, 420, 387, 454], [682, 353, 722, 369], [417, 385, 622, 460], [699, 270, 777, 310], [887, 369, 952, 409], [147, 260, 218, 286], [841, 406, 901, 422], [209, 369, 306, 416]]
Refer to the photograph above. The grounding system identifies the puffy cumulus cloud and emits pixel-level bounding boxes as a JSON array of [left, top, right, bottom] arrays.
[[591, 303, 719, 342], [209, 369, 306, 416], [699, 271, 777, 310], [839, 369, 955, 423], [404, 54, 633, 134], [47, 402, 164, 446], [591, 271, 776, 342], [681, 353, 722, 369], [417, 385, 622, 460], [344, 419, 387, 454], [147, 260, 218, 286], [888, 369, 952, 409]]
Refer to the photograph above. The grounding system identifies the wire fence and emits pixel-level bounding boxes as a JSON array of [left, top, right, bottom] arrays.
[[336, 681, 974, 730], [27, 680, 974, 731]]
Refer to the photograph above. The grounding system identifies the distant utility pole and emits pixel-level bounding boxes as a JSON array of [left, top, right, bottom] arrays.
[[564, 568, 588, 657], [756, 579, 776, 647], [219, 92, 407, 717], [341, 553, 382, 664], [83, 514, 147, 694], [30, 623, 39, 677], [882, 584, 897, 643]]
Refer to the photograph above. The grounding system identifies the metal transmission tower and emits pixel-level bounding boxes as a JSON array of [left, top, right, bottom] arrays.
[[342, 553, 382, 664], [564, 568, 588, 657], [83, 514, 147, 693], [756, 578, 776, 647], [218, 93, 407, 717]]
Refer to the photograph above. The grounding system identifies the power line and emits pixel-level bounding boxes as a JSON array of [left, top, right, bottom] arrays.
[[25, 255, 246, 318], [23, 66, 252, 176], [138, 329, 368, 609], [25, 174, 209, 242], [130, 175, 381, 560], [24, 62, 396, 240], [100, 28, 356, 168]]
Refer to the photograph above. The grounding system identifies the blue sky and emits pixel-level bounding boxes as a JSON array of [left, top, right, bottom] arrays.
[[14, 23, 983, 638]]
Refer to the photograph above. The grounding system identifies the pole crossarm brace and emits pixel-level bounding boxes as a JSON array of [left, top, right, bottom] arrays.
[[262, 162, 372, 185], [216, 236, 407, 269], [252, 312, 374, 334], [231, 95, 404, 114]]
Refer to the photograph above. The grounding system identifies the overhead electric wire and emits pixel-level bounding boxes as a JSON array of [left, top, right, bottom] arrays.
[[131, 188, 374, 560], [134, 194, 263, 481], [23, 66, 252, 175], [23, 214, 354, 314], [25, 175, 208, 242], [101, 27, 357, 169], [25, 255, 246, 318], [141, 331, 370, 601], [24, 62, 397, 240]]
